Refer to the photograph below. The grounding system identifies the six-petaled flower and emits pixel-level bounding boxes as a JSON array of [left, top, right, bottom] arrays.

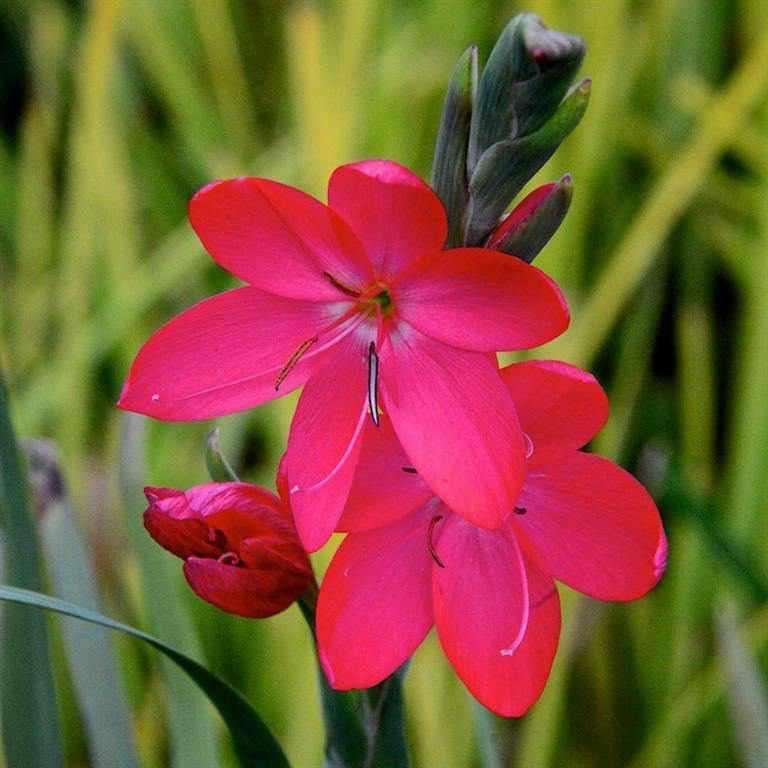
[[119, 160, 569, 551], [316, 360, 667, 716]]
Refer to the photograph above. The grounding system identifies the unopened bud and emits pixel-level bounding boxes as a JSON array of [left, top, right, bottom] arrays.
[[487, 175, 573, 262]]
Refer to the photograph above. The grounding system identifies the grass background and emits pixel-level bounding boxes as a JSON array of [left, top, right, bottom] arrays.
[[1, 0, 768, 765]]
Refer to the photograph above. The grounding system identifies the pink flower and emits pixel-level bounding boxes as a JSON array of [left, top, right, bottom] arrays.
[[144, 482, 313, 618], [317, 360, 667, 716], [118, 161, 569, 550]]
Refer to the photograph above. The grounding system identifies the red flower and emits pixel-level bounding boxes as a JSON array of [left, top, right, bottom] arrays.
[[144, 482, 313, 618], [317, 361, 667, 716], [119, 160, 569, 551]]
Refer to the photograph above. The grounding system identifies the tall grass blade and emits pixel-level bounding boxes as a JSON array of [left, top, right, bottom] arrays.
[[26, 440, 140, 768], [0, 369, 64, 767], [0, 584, 291, 768]]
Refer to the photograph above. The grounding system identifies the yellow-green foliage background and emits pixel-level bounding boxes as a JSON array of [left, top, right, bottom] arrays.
[[1, 0, 768, 766]]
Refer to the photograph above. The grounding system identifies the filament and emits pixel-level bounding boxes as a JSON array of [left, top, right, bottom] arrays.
[[427, 515, 445, 568]]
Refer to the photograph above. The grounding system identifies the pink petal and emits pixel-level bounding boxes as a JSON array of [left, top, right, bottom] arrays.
[[317, 505, 436, 689], [432, 515, 561, 717], [395, 247, 569, 351], [516, 451, 667, 601], [337, 415, 433, 532], [183, 557, 308, 618], [327, 161, 447, 279], [380, 325, 525, 529], [118, 287, 338, 420], [189, 178, 373, 300], [500, 360, 609, 463], [283, 329, 374, 551]]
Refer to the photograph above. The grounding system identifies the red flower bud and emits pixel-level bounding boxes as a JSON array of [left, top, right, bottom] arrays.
[[143, 482, 313, 618], [487, 183, 557, 249]]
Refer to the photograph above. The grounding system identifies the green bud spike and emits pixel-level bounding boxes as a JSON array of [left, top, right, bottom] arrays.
[[431, 45, 478, 248], [490, 174, 573, 263], [204, 427, 239, 482], [468, 13, 585, 173], [465, 78, 590, 245]]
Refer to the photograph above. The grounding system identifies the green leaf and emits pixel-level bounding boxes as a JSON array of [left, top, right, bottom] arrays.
[[431, 45, 477, 247], [0, 369, 64, 768], [468, 13, 585, 172], [465, 79, 590, 245], [362, 665, 410, 768], [26, 439, 140, 768], [716, 601, 768, 768], [205, 426, 240, 482], [297, 591, 368, 767], [0, 584, 291, 768]]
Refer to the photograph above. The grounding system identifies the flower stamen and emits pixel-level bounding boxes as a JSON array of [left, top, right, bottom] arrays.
[[217, 551, 242, 567], [427, 515, 445, 568], [275, 336, 318, 390], [323, 271, 361, 298], [367, 341, 380, 427]]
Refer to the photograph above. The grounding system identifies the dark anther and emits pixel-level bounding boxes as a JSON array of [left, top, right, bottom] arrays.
[[514, 506, 527, 515], [367, 341, 380, 427], [427, 515, 445, 568], [401, 466, 418, 474], [275, 336, 318, 390], [323, 271, 360, 298]]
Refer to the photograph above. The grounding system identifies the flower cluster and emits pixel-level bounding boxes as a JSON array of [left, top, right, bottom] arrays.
[[120, 13, 666, 718], [123, 162, 666, 716]]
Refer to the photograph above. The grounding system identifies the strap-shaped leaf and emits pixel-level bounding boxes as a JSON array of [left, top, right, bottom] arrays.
[[431, 45, 478, 247], [0, 370, 64, 768], [0, 584, 291, 768], [26, 440, 140, 768]]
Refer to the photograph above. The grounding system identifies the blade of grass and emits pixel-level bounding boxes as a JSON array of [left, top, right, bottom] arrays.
[[189, 0, 257, 160], [629, 601, 768, 768], [0, 368, 64, 767], [0, 584, 291, 768], [27, 439, 140, 768], [717, 601, 768, 768]]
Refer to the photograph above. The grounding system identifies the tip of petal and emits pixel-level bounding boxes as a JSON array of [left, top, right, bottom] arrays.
[[653, 528, 669, 583], [318, 647, 338, 689], [144, 487, 162, 504]]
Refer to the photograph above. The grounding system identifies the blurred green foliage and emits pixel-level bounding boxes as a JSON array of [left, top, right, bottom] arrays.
[[1, 0, 768, 765]]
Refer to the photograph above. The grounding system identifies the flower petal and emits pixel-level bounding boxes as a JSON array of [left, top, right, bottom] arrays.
[[337, 415, 433, 532], [317, 505, 436, 689], [500, 360, 609, 462], [516, 451, 667, 600], [432, 515, 561, 717], [189, 177, 373, 300], [143, 508, 217, 560], [283, 329, 374, 551], [327, 160, 447, 278], [380, 325, 525, 529], [395, 247, 569, 351], [118, 287, 337, 420], [183, 557, 308, 618]]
